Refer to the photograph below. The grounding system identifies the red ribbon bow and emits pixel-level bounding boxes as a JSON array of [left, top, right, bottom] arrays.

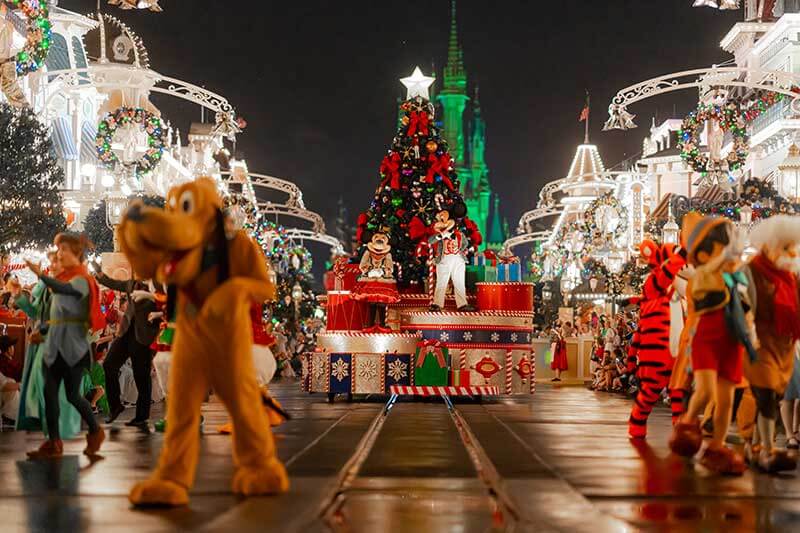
[[425, 154, 455, 190], [482, 250, 498, 267], [416, 339, 446, 368], [408, 110, 430, 137], [379, 153, 401, 189]]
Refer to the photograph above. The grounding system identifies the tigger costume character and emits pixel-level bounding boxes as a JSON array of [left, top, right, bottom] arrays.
[[626, 239, 687, 439]]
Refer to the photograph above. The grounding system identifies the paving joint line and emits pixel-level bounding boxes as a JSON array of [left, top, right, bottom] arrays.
[[449, 402, 521, 531], [283, 410, 353, 468]]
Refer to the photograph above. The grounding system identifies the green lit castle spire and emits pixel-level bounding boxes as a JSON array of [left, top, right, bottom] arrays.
[[437, 0, 503, 250]]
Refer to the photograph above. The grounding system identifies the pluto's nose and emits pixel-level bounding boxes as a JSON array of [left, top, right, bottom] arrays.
[[125, 202, 145, 222]]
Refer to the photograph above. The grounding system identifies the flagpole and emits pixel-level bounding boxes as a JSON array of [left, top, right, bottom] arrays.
[[584, 92, 590, 144]]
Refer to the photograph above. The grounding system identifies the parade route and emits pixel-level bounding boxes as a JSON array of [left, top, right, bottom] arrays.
[[0, 383, 798, 532]]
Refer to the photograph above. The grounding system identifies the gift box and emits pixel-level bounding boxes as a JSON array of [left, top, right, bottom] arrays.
[[496, 263, 521, 282], [414, 340, 450, 386], [471, 250, 498, 267], [476, 283, 534, 312], [466, 265, 498, 289], [326, 291, 370, 331], [449, 370, 471, 387], [331, 258, 361, 291]]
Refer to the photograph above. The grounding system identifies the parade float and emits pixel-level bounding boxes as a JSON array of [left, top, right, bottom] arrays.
[[302, 68, 535, 401]]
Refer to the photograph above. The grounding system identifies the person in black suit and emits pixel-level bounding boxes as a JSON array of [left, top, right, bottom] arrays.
[[95, 270, 160, 428]]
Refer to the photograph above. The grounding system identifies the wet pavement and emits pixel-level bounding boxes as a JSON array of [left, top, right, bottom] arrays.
[[1, 383, 800, 532]]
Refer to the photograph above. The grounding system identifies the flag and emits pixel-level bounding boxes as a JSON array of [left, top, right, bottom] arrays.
[[578, 92, 590, 122]]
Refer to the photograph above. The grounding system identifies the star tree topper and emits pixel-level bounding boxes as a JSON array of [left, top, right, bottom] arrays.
[[401, 66, 435, 100]]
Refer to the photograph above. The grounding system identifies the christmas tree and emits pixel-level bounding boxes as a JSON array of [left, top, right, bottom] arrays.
[[355, 67, 482, 287], [0, 104, 66, 252], [270, 246, 319, 348]]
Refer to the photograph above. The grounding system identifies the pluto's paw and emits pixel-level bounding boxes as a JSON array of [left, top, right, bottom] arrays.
[[232, 458, 289, 496], [129, 478, 189, 507]]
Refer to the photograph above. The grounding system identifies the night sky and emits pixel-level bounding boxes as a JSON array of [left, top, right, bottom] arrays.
[[62, 0, 740, 239]]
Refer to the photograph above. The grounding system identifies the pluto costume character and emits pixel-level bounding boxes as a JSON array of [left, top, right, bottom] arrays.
[[118, 178, 288, 506]]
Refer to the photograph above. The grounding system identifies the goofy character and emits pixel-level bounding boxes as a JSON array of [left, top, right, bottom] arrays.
[[625, 239, 687, 439]]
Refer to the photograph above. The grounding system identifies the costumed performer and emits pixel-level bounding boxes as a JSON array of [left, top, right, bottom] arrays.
[[550, 325, 567, 382], [428, 204, 475, 312], [119, 178, 287, 506], [12, 251, 84, 438], [741, 215, 800, 472], [25, 232, 106, 459], [623, 240, 687, 439], [669, 214, 757, 475], [352, 230, 399, 328]]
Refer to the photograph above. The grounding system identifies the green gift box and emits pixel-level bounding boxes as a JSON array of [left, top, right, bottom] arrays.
[[466, 265, 498, 289], [414, 340, 450, 386]]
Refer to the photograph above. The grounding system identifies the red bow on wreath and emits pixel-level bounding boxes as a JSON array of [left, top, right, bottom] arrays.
[[379, 153, 401, 190], [408, 110, 430, 137], [416, 339, 446, 368], [425, 154, 455, 190]]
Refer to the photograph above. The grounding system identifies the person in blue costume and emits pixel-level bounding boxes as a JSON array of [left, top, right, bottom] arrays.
[[12, 251, 84, 439]]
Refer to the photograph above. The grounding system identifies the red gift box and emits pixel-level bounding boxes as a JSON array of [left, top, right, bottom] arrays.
[[326, 291, 370, 331], [476, 282, 534, 313], [449, 370, 470, 387]]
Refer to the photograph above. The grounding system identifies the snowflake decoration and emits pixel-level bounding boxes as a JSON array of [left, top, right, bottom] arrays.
[[416, 330, 424, 337], [331, 358, 349, 382], [463, 331, 473, 341], [313, 361, 327, 381], [387, 359, 408, 382], [510, 333, 518, 342], [490, 332, 500, 343], [526, 333, 531, 343], [358, 358, 378, 380], [440, 332, 450, 342]]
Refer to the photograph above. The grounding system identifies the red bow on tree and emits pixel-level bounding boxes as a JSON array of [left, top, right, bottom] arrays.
[[463, 217, 482, 247], [379, 153, 401, 189], [409, 216, 429, 242], [355, 213, 368, 243], [408, 110, 430, 137], [425, 154, 455, 190]]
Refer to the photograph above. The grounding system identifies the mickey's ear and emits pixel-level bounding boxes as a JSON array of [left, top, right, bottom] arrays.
[[450, 201, 467, 219]]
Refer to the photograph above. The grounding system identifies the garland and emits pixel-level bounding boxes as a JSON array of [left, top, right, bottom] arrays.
[[95, 107, 167, 177], [582, 192, 628, 245], [8, 0, 52, 76], [678, 101, 748, 175]]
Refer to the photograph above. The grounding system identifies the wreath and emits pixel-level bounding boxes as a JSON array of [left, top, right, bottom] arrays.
[[582, 193, 628, 245], [253, 218, 289, 261], [287, 245, 313, 274], [678, 102, 748, 175], [8, 0, 52, 76], [95, 107, 167, 176], [529, 260, 543, 283]]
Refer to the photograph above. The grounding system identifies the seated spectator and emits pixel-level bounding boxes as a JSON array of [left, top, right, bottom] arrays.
[[0, 334, 22, 382], [0, 335, 20, 423]]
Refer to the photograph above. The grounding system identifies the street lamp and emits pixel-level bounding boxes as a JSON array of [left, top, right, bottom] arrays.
[[739, 204, 753, 226], [662, 203, 680, 245], [778, 144, 800, 202], [607, 250, 624, 274], [105, 195, 129, 252]]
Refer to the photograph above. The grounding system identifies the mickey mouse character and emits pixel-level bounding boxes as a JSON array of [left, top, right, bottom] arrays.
[[428, 203, 475, 312]]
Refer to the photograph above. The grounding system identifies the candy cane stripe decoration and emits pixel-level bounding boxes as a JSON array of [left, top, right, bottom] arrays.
[[459, 348, 467, 371], [427, 257, 435, 304], [505, 349, 513, 394], [530, 348, 536, 395]]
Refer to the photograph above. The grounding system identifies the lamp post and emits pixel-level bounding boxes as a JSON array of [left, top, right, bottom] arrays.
[[291, 281, 303, 319], [778, 144, 800, 203], [662, 203, 680, 245], [105, 194, 128, 252], [739, 204, 753, 227]]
